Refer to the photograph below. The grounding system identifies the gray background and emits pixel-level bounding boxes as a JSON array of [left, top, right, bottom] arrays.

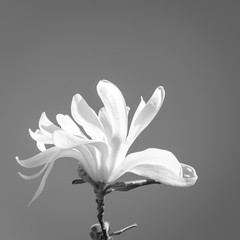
[[0, 1, 239, 239]]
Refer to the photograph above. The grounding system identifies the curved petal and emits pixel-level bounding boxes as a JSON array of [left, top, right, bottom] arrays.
[[97, 80, 128, 141], [18, 148, 100, 206], [53, 130, 100, 149], [71, 94, 105, 141], [39, 112, 60, 137], [17, 148, 98, 180], [29, 129, 53, 144], [130, 163, 197, 187], [56, 114, 86, 137], [27, 161, 55, 207], [16, 147, 60, 168], [109, 148, 197, 186], [18, 163, 49, 180], [126, 86, 165, 148], [131, 97, 146, 124]]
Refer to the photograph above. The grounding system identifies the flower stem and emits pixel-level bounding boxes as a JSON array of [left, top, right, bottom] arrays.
[[77, 167, 111, 239], [95, 183, 110, 240]]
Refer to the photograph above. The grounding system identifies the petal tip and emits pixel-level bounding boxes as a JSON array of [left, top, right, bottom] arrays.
[[41, 112, 47, 117], [16, 156, 24, 167], [97, 80, 110, 90], [100, 79, 110, 83], [27, 200, 33, 208], [56, 113, 63, 123], [181, 164, 198, 186], [28, 128, 37, 139], [149, 86, 165, 108], [140, 96, 145, 103], [156, 86, 165, 100], [73, 94, 82, 102], [97, 80, 116, 90], [18, 171, 28, 180]]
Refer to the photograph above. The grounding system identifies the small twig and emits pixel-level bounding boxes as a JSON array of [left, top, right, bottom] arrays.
[[110, 223, 138, 236], [90, 222, 137, 240], [105, 179, 162, 195]]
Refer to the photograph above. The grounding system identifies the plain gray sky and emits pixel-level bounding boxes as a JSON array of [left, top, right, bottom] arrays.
[[0, 1, 239, 239]]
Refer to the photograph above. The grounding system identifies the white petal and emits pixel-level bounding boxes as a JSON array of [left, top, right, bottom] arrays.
[[56, 114, 86, 137], [50, 149, 99, 184], [60, 148, 105, 182], [53, 130, 97, 149], [39, 112, 60, 137], [130, 163, 197, 187], [16, 147, 60, 168], [97, 80, 128, 140], [71, 94, 105, 141], [127, 87, 165, 147], [36, 141, 46, 152], [19, 148, 101, 206], [29, 128, 53, 144], [18, 163, 49, 180], [98, 107, 112, 141], [109, 148, 197, 187], [73, 145, 98, 180], [82, 142, 109, 182], [126, 106, 130, 115], [27, 161, 55, 207], [132, 97, 146, 121], [52, 130, 109, 181]]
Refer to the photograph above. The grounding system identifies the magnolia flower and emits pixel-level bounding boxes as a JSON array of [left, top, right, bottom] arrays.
[[16, 80, 197, 206]]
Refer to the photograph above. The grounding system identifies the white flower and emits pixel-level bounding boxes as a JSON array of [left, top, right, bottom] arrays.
[[16, 80, 198, 206]]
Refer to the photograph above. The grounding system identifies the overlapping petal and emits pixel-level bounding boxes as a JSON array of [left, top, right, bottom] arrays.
[[83, 142, 109, 182], [53, 130, 102, 149], [36, 141, 46, 152], [27, 161, 55, 207], [109, 148, 197, 186], [17, 148, 101, 206], [52, 130, 109, 181], [74, 145, 98, 180], [97, 80, 128, 141], [126, 86, 165, 148], [18, 163, 49, 180], [29, 129, 53, 144], [38, 112, 60, 137], [71, 94, 105, 141], [56, 114, 85, 137], [16, 147, 60, 168]]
